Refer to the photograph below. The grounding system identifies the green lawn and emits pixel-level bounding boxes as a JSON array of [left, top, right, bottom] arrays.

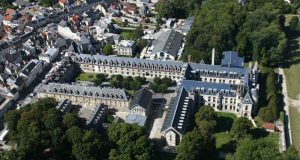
[[76, 72, 98, 81], [214, 112, 237, 152], [284, 14, 300, 100], [290, 106, 300, 152], [284, 60, 300, 100], [214, 132, 233, 150], [216, 112, 237, 133], [120, 30, 135, 40]]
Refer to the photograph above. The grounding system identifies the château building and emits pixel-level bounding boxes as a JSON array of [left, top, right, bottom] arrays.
[[38, 83, 130, 111]]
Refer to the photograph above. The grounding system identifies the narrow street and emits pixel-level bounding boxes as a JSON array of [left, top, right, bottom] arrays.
[[278, 68, 293, 147]]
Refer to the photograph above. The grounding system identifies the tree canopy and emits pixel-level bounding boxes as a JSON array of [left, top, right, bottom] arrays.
[[183, 0, 289, 67]]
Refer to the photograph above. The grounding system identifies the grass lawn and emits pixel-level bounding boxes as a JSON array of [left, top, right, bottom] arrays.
[[284, 59, 300, 100], [214, 132, 233, 150], [216, 112, 237, 133], [290, 106, 300, 152], [76, 72, 98, 81], [120, 30, 135, 40], [214, 112, 237, 152]]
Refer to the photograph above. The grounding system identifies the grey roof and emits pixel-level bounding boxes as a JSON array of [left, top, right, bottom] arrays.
[[86, 104, 107, 126], [181, 17, 194, 34], [130, 88, 152, 109], [125, 114, 147, 127], [221, 51, 244, 68], [151, 29, 184, 57], [161, 87, 191, 135], [56, 99, 71, 112], [242, 92, 254, 104], [179, 80, 237, 97], [39, 83, 129, 101], [21, 60, 41, 77], [73, 54, 186, 70], [54, 37, 67, 48], [189, 63, 248, 79]]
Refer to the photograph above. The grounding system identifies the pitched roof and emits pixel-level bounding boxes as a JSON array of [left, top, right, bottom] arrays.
[[161, 87, 191, 135], [262, 123, 275, 130], [39, 83, 129, 101], [221, 51, 244, 68], [151, 29, 184, 57], [73, 54, 186, 69], [179, 80, 237, 97], [130, 88, 153, 109], [242, 92, 254, 104], [125, 114, 147, 127]]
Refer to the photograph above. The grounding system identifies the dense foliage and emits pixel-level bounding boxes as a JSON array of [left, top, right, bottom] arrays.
[[108, 123, 152, 160], [258, 70, 281, 122], [2, 98, 105, 160], [181, 0, 290, 67], [110, 75, 146, 91], [226, 137, 281, 160], [149, 77, 173, 93], [176, 106, 217, 159], [1, 98, 152, 160]]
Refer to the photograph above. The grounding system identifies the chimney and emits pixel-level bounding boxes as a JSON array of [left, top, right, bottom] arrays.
[[188, 55, 191, 63], [211, 48, 215, 65]]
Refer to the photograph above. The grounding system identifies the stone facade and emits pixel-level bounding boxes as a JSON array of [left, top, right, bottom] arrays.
[[72, 54, 188, 82], [38, 83, 130, 111]]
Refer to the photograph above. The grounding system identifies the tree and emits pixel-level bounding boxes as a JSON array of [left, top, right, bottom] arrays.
[[282, 147, 300, 160], [63, 113, 80, 129], [4, 110, 20, 131], [3, 98, 108, 160], [153, 77, 161, 84], [156, 0, 175, 18], [103, 44, 113, 55], [194, 106, 217, 135], [289, 16, 300, 33], [226, 137, 281, 160], [94, 74, 107, 86], [161, 77, 173, 86], [158, 84, 168, 93], [230, 117, 252, 140], [130, 81, 142, 91], [258, 107, 274, 122], [108, 123, 152, 160], [176, 130, 215, 160]]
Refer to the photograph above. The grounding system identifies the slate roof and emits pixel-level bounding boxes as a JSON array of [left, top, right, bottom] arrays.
[[21, 60, 41, 77], [161, 87, 191, 135], [125, 114, 147, 127], [221, 51, 244, 68], [86, 104, 107, 126], [130, 88, 153, 109], [39, 83, 129, 101], [181, 17, 194, 34], [73, 54, 186, 70], [242, 92, 254, 104], [189, 63, 248, 79], [179, 80, 237, 97], [151, 29, 184, 57]]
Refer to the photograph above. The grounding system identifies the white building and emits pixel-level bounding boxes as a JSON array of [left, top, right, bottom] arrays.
[[39, 47, 59, 63], [57, 20, 80, 41], [146, 29, 184, 61], [20, 60, 44, 87], [116, 40, 136, 56]]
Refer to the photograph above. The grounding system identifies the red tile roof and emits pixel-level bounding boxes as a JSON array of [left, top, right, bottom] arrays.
[[262, 123, 275, 130], [5, 8, 16, 15], [59, 0, 68, 5]]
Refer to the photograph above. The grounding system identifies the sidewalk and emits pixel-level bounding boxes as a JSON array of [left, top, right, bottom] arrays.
[[278, 68, 293, 146]]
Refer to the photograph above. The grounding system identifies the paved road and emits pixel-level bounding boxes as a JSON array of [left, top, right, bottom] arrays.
[[278, 68, 293, 147]]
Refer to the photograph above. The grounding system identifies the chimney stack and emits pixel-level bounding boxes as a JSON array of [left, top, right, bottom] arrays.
[[188, 55, 191, 63], [211, 48, 215, 65]]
